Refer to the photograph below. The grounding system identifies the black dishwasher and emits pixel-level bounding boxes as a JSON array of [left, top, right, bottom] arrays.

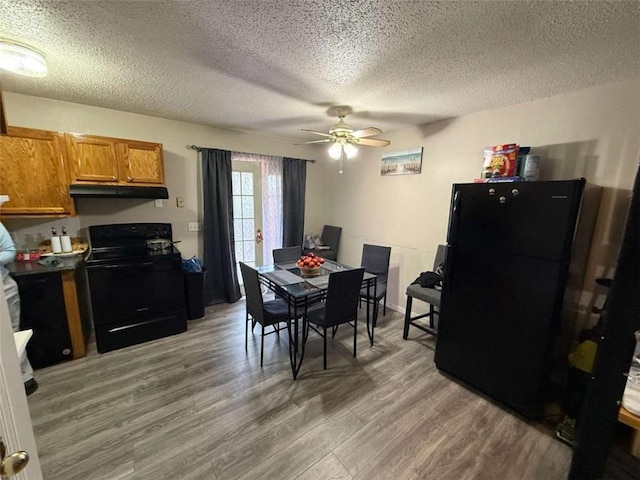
[[15, 272, 73, 368]]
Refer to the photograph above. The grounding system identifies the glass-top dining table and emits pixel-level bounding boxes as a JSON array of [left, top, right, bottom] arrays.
[[256, 259, 377, 379]]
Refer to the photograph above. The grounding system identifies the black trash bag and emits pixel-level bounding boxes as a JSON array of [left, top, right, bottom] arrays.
[[182, 256, 204, 273]]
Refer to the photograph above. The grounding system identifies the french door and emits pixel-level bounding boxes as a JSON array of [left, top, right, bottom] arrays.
[[232, 162, 263, 281]]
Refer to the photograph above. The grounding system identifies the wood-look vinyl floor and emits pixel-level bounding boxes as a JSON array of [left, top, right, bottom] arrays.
[[26, 301, 572, 479]]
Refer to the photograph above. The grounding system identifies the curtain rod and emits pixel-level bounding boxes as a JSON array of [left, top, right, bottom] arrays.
[[186, 144, 316, 163]]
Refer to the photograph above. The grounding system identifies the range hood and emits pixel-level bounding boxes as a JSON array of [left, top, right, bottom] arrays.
[[70, 185, 169, 199]]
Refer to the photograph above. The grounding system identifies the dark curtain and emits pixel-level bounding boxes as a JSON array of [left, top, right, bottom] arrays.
[[282, 157, 307, 247], [202, 148, 241, 304]]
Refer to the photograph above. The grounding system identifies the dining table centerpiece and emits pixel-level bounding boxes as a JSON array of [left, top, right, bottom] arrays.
[[296, 252, 324, 275]]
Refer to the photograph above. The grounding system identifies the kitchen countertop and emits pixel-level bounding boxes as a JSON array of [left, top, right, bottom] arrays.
[[8, 255, 86, 276]]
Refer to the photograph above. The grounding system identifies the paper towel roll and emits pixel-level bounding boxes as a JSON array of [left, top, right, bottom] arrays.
[[61, 235, 73, 253], [51, 235, 62, 254]]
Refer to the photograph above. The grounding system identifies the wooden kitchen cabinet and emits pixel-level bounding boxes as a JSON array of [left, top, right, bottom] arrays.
[[66, 133, 165, 186], [118, 140, 165, 184], [64, 133, 119, 183], [0, 127, 75, 216]]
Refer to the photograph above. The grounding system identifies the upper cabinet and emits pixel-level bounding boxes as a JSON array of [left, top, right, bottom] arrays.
[[64, 134, 119, 183], [0, 127, 75, 216], [66, 133, 165, 186], [118, 140, 164, 185]]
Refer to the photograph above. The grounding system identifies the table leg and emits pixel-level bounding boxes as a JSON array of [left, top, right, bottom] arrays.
[[366, 280, 376, 346], [286, 301, 309, 380]]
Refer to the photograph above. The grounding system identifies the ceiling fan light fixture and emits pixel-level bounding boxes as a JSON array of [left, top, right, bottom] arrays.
[[0, 39, 47, 77], [328, 142, 342, 160], [343, 143, 358, 159]]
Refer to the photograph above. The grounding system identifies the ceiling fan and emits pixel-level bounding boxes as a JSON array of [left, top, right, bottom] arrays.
[[297, 106, 390, 173]]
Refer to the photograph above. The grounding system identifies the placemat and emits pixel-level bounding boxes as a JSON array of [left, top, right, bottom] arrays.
[[263, 270, 305, 286]]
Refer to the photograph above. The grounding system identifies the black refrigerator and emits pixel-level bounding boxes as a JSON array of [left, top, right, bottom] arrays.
[[435, 178, 588, 419]]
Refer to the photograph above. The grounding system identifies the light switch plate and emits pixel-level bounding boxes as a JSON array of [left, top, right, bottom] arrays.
[[188, 222, 201, 232], [154, 199, 163, 208], [176, 197, 185, 208]]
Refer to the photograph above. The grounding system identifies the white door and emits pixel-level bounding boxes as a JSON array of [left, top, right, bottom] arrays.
[[232, 162, 263, 278], [0, 286, 42, 479]]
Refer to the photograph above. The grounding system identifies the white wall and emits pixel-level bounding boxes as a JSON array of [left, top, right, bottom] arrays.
[[2, 92, 327, 258], [323, 79, 640, 331], [4, 80, 639, 332]]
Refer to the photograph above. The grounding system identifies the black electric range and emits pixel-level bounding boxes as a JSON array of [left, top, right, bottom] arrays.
[[86, 223, 187, 353]]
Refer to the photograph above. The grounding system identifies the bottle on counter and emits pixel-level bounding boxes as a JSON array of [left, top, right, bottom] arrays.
[[60, 226, 73, 253], [50, 227, 62, 254]]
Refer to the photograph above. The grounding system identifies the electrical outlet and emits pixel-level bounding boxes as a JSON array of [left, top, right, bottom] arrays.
[[154, 199, 163, 208], [176, 197, 185, 208], [188, 222, 201, 232]]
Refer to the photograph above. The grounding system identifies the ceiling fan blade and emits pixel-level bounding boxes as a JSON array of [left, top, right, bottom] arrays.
[[355, 138, 391, 147], [294, 139, 333, 145], [301, 129, 335, 138], [351, 127, 383, 138]]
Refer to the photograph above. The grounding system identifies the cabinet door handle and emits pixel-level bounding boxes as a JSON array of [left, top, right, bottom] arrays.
[[127, 176, 132, 182], [111, 176, 117, 181]]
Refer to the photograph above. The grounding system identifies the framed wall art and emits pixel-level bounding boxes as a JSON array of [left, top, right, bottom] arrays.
[[381, 147, 423, 176]]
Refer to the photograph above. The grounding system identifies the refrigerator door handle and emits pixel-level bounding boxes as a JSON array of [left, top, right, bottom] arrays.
[[448, 190, 461, 245], [443, 246, 453, 294]]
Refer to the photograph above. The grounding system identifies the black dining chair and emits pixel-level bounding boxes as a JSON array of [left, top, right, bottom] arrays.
[[359, 244, 391, 326], [273, 246, 302, 264], [303, 225, 342, 261], [403, 244, 447, 339], [239, 262, 291, 367], [305, 268, 365, 370]]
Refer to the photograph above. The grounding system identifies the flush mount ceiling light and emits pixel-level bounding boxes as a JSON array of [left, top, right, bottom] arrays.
[[0, 39, 47, 77]]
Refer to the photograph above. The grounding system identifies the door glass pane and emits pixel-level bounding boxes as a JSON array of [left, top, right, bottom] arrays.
[[242, 219, 254, 241], [235, 242, 243, 262], [243, 241, 256, 262], [233, 196, 242, 217], [232, 172, 241, 195], [234, 219, 243, 241], [242, 197, 254, 218], [241, 172, 254, 195]]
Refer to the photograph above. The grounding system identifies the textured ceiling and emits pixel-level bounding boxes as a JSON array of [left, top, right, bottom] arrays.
[[0, 0, 639, 140]]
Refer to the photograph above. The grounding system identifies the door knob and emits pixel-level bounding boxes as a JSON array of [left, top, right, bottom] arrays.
[[0, 437, 29, 477]]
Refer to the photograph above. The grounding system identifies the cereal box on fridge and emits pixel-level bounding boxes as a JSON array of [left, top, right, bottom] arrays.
[[482, 144, 519, 177]]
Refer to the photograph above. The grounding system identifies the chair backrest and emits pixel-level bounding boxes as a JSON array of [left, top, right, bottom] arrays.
[[321, 225, 342, 251], [323, 268, 365, 326], [239, 262, 264, 324], [273, 246, 302, 264], [361, 244, 391, 284], [433, 244, 447, 270]]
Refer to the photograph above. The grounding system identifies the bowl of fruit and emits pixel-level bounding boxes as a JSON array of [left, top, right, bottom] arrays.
[[296, 252, 325, 275]]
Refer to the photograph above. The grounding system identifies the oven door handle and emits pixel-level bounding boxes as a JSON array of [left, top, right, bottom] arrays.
[[108, 316, 173, 333], [93, 261, 167, 273]]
